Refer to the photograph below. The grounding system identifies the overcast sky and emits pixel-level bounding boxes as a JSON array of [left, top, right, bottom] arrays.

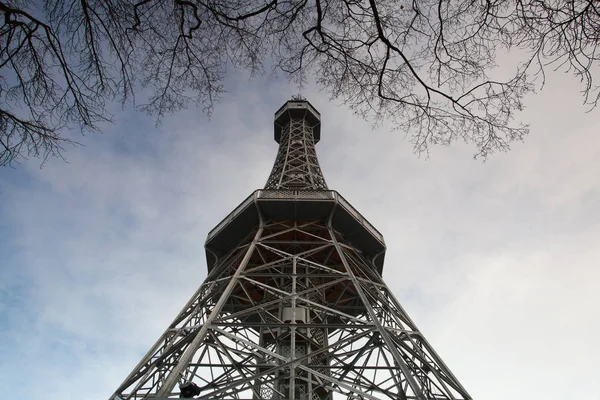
[[0, 68, 599, 400]]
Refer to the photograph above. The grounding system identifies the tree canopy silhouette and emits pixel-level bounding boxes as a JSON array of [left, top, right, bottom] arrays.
[[1, 0, 598, 165]]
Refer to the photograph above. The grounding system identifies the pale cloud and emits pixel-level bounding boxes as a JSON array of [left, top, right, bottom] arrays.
[[1, 70, 599, 400]]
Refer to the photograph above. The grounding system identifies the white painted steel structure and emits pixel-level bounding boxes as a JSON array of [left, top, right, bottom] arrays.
[[109, 100, 471, 400]]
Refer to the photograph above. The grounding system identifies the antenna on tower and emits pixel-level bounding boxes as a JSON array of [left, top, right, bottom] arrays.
[[291, 93, 306, 101]]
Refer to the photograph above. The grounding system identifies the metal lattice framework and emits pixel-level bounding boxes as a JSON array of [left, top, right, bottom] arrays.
[[110, 100, 471, 400], [265, 102, 327, 190]]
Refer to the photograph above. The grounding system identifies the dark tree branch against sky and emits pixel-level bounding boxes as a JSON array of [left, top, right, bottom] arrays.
[[1, 0, 598, 165]]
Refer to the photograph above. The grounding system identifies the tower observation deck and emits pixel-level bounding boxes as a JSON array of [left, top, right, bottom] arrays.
[[110, 100, 472, 400]]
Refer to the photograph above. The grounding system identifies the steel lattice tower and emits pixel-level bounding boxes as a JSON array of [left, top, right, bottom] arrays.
[[110, 100, 472, 400]]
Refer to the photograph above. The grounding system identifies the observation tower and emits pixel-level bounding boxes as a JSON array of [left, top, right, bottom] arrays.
[[110, 100, 472, 400]]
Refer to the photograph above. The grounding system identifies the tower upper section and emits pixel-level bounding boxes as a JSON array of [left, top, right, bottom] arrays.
[[265, 100, 327, 190], [205, 99, 386, 275]]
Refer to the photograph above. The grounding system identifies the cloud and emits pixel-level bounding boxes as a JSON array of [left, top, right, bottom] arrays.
[[0, 70, 599, 400]]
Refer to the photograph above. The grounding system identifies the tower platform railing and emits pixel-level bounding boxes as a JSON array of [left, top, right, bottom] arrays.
[[205, 191, 256, 243], [205, 189, 384, 246]]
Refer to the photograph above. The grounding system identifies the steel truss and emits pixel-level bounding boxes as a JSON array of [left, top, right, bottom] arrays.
[[265, 117, 327, 190], [110, 100, 471, 400], [111, 218, 471, 400]]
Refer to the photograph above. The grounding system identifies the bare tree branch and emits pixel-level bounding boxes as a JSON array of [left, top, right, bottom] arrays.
[[1, 0, 598, 166]]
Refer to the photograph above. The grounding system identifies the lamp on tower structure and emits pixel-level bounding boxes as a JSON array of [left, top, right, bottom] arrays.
[[110, 100, 472, 400]]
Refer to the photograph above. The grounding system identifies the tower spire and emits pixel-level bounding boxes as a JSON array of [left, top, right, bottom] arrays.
[[265, 100, 327, 190], [109, 99, 472, 400]]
